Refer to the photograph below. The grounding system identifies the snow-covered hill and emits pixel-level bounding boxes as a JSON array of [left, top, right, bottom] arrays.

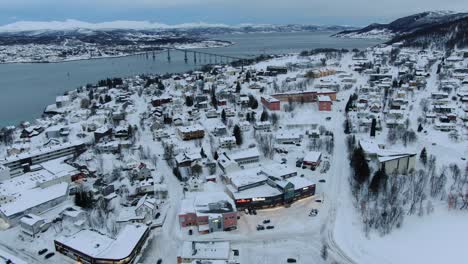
[[0, 19, 353, 34], [333, 11, 468, 40]]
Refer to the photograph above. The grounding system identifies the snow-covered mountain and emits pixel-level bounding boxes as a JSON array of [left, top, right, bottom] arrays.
[[333, 11, 468, 40], [0, 19, 353, 33]]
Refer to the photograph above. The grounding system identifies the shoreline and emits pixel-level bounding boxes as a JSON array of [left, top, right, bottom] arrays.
[[0, 40, 234, 65]]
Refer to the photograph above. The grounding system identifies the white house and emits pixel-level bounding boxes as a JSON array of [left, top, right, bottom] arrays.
[[19, 214, 50, 237], [219, 136, 237, 149]]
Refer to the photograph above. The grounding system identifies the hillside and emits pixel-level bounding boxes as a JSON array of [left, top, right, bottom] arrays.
[[388, 16, 468, 48], [333, 11, 468, 40]]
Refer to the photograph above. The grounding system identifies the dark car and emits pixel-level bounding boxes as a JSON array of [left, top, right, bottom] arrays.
[[257, 225, 265, 231], [188, 229, 193, 235], [315, 199, 322, 203], [155, 212, 161, 219], [157, 259, 163, 264], [252, 209, 257, 215], [44, 253, 55, 259], [263, 219, 271, 224], [38, 249, 48, 255], [287, 258, 297, 263], [326, 117, 332, 121], [319, 179, 326, 183], [266, 225, 274, 230]]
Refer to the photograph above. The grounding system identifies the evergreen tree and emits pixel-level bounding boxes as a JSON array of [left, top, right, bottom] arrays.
[[420, 147, 427, 166], [344, 119, 351, 134], [417, 123, 423, 132], [211, 86, 218, 110], [370, 118, 377, 137], [88, 90, 94, 101], [185, 96, 194, 107], [248, 95, 259, 109], [200, 147, 206, 158], [351, 147, 370, 185], [260, 110, 269, 122], [245, 71, 251, 82], [236, 82, 241, 93], [233, 125, 243, 145], [221, 109, 227, 124], [345, 96, 352, 113], [369, 169, 387, 193], [127, 125, 133, 138]]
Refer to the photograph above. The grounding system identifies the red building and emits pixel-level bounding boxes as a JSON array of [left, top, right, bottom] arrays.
[[151, 95, 172, 107], [261, 96, 281, 111], [317, 95, 332, 111], [179, 192, 238, 234], [271, 89, 337, 104]]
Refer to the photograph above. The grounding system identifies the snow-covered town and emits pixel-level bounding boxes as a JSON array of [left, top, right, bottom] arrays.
[[0, 38, 467, 264]]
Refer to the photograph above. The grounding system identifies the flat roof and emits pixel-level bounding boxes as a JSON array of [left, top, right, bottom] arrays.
[[55, 224, 148, 260], [0, 182, 68, 217], [179, 241, 230, 260], [227, 184, 282, 200], [227, 168, 268, 189], [0, 141, 83, 165]]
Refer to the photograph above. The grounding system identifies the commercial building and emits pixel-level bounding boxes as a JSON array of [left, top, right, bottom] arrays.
[[177, 241, 238, 264], [217, 148, 261, 172], [302, 151, 322, 169], [271, 89, 337, 103], [19, 214, 50, 237], [0, 142, 86, 177], [178, 125, 205, 140], [223, 164, 316, 209], [0, 182, 69, 226], [179, 192, 238, 234], [359, 140, 416, 175], [54, 224, 150, 264], [317, 95, 332, 111], [261, 96, 281, 111]]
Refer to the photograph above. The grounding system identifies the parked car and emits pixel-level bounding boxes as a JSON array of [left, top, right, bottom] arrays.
[[252, 209, 257, 215], [263, 219, 271, 224], [244, 209, 249, 214], [266, 225, 274, 230], [155, 212, 161, 219], [38, 249, 48, 255], [257, 225, 265, 231], [326, 117, 332, 121], [315, 199, 322, 203], [188, 229, 193, 236], [319, 179, 326, 183], [157, 259, 163, 264], [287, 258, 297, 263], [44, 253, 55, 259], [309, 209, 318, 217]]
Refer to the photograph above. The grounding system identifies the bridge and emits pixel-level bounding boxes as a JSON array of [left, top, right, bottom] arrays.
[[140, 47, 250, 70]]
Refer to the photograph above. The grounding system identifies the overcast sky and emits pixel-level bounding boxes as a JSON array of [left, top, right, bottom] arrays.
[[0, 0, 467, 26]]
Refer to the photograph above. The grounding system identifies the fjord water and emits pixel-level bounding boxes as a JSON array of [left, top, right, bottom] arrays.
[[0, 32, 379, 126]]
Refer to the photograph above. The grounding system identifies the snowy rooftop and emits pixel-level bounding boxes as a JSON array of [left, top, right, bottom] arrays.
[[181, 191, 236, 216], [55, 224, 148, 260], [227, 168, 268, 189], [225, 148, 260, 161], [0, 182, 68, 217], [303, 151, 322, 163], [0, 141, 84, 165], [227, 183, 282, 200], [19, 213, 44, 226], [317, 95, 332, 102], [179, 241, 231, 260]]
